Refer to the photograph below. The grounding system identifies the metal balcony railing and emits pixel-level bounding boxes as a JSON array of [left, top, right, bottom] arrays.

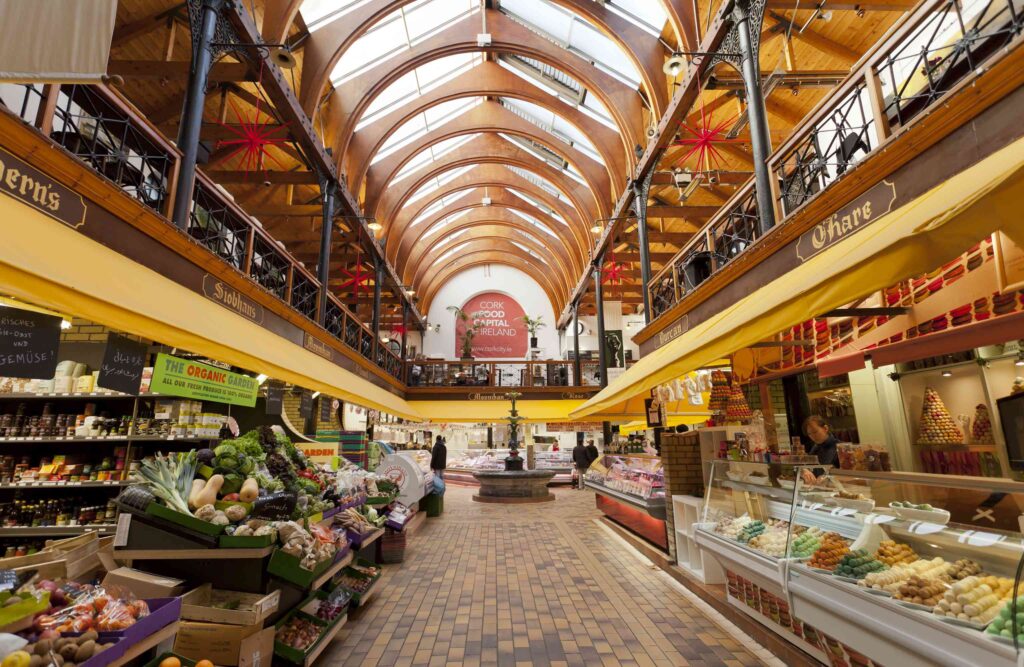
[[648, 0, 1024, 322]]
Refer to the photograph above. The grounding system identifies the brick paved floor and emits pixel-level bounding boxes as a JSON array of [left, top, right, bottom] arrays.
[[319, 485, 779, 666]]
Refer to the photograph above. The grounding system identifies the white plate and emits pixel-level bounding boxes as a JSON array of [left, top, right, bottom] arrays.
[[890, 504, 951, 525], [829, 495, 876, 513]]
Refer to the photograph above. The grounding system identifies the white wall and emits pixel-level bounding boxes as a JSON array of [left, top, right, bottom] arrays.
[[422, 265, 559, 359], [560, 304, 641, 362]]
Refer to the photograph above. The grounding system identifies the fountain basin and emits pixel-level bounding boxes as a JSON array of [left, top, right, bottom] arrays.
[[471, 470, 556, 503]]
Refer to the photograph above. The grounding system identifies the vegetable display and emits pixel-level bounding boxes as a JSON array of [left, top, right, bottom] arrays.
[[131, 451, 197, 515]]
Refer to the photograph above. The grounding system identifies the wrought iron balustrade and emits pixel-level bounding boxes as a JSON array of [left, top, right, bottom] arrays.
[[189, 177, 250, 270], [323, 299, 345, 338], [290, 271, 320, 322], [249, 234, 290, 300], [406, 360, 584, 388]]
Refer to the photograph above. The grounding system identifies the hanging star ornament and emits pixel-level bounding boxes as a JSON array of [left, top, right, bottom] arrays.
[[390, 323, 407, 338], [602, 255, 627, 285], [672, 100, 742, 172], [214, 97, 290, 176], [338, 253, 373, 296]]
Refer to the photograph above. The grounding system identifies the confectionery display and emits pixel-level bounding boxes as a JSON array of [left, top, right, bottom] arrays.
[[587, 456, 664, 500], [986, 597, 1024, 640], [837, 443, 893, 471], [970, 403, 995, 444], [713, 515, 752, 540], [933, 576, 1014, 625], [748, 529, 788, 557], [875, 541, 918, 566], [947, 558, 986, 581], [916, 386, 964, 444], [807, 533, 851, 571], [736, 520, 767, 543], [708, 370, 731, 415], [724, 385, 753, 422], [788, 527, 824, 558], [833, 549, 888, 579]]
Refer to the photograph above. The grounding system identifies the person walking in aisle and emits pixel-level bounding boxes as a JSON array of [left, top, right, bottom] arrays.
[[431, 435, 447, 480], [572, 440, 589, 489]]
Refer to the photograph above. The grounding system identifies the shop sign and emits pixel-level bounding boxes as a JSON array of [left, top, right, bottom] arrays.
[[796, 180, 897, 262], [319, 395, 334, 422], [545, 422, 601, 432], [0, 146, 86, 229], [201, 275, 264, 324], [0, 307, 61, 379], [303, 332, 333, 361], [299, 390, 313, 418], [645, 397, 666, 428], [657, 316, 688, 348], [149, 352, 258, 407], [297, 441, 338, 465], [97, 333, 148, 395], [455, 292, 527, 358]]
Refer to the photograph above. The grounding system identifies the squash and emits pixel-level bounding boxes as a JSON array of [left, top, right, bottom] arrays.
[[188, 479, 206, 509], [195, 474, 224, 507], [239, 478, 259, 503]]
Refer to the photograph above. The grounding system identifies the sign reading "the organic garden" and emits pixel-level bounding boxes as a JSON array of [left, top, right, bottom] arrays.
[[149, 353, 258, 406]]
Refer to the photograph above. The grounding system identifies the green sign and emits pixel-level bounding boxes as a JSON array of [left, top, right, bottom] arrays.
[[150, 353, 258, 407]]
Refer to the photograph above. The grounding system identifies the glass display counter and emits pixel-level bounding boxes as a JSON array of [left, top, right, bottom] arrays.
[[587, 454, 667, 549], [445, 449, 512, 484], [533, 450, 573, 484], [695, 460, 1024, 666]]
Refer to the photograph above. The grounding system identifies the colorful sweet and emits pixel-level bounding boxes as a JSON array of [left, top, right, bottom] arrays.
[[713, 516, 751, 540], [971, 404, 995, 444], [987, 596, 1024, 639], [860, 558, 950, 593], [736, 520, 766, 543], [917, 387, 964, 444], [748, 530, 788, 558], [834, 549, 888, 579], [933, 575, 1014, 624], [894, 575, 946, 607], [789, 527, 824, 558], [875, 540, 919, 567], [946, 558, 985, 581], [724, 385, 753, 422], [807, 533, 850, 571]]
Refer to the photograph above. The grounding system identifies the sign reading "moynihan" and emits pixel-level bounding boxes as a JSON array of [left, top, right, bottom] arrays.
[[795, 180, 897, 262]]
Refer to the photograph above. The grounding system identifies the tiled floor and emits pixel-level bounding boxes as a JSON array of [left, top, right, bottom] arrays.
[[320, 485, 781, 666]]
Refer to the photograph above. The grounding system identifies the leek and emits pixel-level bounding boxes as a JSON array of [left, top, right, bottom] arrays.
[[131, 450, 198, 516]]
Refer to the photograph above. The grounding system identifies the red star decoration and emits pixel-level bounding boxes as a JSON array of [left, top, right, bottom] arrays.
[[671, 100, 742, 172], [338, 253, 372, 296], [214, 98, 290, 176], [602, 255, 626, 285], [390, 323, 407, 338]]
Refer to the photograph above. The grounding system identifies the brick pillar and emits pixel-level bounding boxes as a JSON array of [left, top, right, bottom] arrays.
[[660, 431, 705, 560]]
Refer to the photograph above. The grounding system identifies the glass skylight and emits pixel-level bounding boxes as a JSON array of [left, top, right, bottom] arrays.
[[393, 133, 478, 185], [501, 0, 642, 87], [405, 163, 476, 207], [374, 97, 483, 163], [409, 189, 473, 227], [508, 186, 567, 224], [604, 1, 669, 37], [508, 209, 559, 237], [497, 56, 618, 132], [433, 241, 469, 265], [422, 209, 473, 238], [499, 98, 604, 164]]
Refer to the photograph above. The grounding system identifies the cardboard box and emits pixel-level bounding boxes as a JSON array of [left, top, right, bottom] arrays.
[[102, 567, 186, 599], [174, 621, 275, 667]]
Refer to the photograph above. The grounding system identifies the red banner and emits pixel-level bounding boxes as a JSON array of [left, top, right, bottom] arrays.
[[455, 292, 528, 358]]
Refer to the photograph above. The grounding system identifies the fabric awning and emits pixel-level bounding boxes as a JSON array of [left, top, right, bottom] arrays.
[[618, 414, 710, 434], [0, 194, 423, 421], [0, 0, 116, 82], [410, 400, 588, 423], [571, 136, 1024, 419]]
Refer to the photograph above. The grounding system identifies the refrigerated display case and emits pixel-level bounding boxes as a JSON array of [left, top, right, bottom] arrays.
[[694, 460, 1024, 667], [587, 454, 667, 549], [533, 450, 573, 484], [445, 449, 512, 484]]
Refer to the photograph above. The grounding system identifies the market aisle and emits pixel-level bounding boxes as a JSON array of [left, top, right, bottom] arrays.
[[320, 486, 781, 667]]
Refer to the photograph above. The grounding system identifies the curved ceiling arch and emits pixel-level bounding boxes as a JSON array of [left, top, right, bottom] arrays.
[[346, 61, 626, 189], [373, 135, 606, 234], [388, 167, 590, 248], [364, 102, 613, 214], [323, 10, 644, 171], [412, 232, 572, 295], [419, 250, 564, 314], [402, 199, 583, 276], [422, 243, 567, 307], [293, 0, 666, 132]]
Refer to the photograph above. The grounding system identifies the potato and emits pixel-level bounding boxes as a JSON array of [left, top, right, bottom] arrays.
[[58, 644, 77, 662], [79, 631, 98, 643], [33, 641, 52, 657], [73, 641, 95, 663]]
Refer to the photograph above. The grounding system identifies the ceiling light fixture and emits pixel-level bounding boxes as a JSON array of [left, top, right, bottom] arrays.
[[256, 374, 268, 385], [941, 369, 953, 377], [367, 221, 383, 231], [663, 52, 686, 76], [590, 223, 602, 234]]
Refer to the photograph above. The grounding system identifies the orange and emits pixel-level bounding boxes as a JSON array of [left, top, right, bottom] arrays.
[[158, 658, 181, 667], [196, 660, 215, 667]]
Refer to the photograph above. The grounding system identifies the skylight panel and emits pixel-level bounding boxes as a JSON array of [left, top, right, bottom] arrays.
[[373, 97, 482, 163], [360, 70, 418, 124], [331, 13, 408, 84], [439, 228, 470, 246], [508, 189, 567, 224], [434, 242, 469, 265], [393, 134, 477, 184], [406, 164, 476, 207], [508, 209, 558, 238], [405, 0, 475, 43], [424, 209, 472, 237], [605, 1, 669, 37], [502, 0, 572, 37], [301, 0, 370, 30], [500, 98, 603, 164], [571, 21, 640, 86]]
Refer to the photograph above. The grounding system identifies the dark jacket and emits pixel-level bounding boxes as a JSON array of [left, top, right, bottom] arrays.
[[572, 444, 590, 470], [585, 444, 600, 466], [809, 435, 840, 468], [430, 441, 447, 470]]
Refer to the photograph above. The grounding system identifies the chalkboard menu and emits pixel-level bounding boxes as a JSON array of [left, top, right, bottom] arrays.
[[265, 384, 283, 415], [299, 390, 313, 418], [319, 395, 333, 422], [97, 334, 148, 394], [0, 307, 61, 379]]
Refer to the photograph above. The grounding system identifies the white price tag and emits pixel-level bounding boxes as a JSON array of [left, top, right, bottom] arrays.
[[113, 513, 132, 547]]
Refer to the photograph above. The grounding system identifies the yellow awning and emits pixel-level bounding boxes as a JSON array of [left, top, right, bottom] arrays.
[[617, 414, 709, 434], [0, 195, 422, 421], [410, 399, 584, 423], [572, 136, 1024, 418]]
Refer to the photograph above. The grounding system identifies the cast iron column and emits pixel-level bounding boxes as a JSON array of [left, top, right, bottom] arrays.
[[400, 303, 409, 360], [572, 302, 581, 386], [593, 253, 608, 389], [172, 0, 223, 230], [316, 184, 336, 325], [734, 0, 776, 235], [371, 258, 384, 336], [633, 168, 656, 323]]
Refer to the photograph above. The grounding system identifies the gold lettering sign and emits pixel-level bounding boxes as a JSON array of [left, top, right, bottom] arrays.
[[201, 275, 264, 323], [303, 333, 334, 361], [657, 315, 689, 348], [0, 146, 86, 229], [797, 180, 897, 262]]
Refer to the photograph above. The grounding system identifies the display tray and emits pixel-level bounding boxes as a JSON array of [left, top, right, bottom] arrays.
[[267, 549, 336, 589], [587, 480, 666, 519]]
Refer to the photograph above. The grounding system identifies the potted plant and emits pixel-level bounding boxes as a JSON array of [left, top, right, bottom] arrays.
[[447, 305, 480, 360], [521, 315, 546, 349]]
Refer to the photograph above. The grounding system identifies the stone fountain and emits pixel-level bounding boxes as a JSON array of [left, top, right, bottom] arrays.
[[472, 392, 555, 503]]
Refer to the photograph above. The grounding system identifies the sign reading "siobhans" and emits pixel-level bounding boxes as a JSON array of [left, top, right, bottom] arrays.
[[149, 353, 258, 406], [795, 180, 897, 262]]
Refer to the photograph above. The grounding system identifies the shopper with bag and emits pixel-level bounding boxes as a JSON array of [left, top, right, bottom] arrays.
[[573, 440, 592, 490], [431, 435, 447, 481]]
